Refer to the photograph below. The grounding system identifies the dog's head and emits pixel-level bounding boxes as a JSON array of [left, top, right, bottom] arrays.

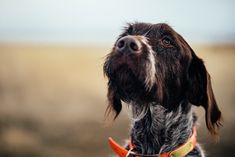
[[103, 23, 222, 137]]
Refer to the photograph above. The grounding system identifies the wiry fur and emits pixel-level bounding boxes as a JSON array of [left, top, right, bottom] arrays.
[[130, 102, 202, 156], [104, 22, 222, 157]]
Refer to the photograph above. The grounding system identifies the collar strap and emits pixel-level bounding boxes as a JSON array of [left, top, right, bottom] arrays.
[[108, 127, 197, 157]]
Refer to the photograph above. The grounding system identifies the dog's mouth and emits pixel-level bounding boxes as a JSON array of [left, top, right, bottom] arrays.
[[109, 64, 157, 103]]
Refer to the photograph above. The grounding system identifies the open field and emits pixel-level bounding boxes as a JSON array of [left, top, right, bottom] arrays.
[[0, 44, 234, 157]]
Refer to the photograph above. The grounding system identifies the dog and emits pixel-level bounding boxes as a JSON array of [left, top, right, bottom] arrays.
[[103, 23, 222, 157]]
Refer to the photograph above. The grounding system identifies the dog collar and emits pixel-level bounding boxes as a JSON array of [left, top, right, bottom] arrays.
[[108, 127, 197, 157]]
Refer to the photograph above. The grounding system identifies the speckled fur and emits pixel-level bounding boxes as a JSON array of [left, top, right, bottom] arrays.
[[129, 102, 205, 156]]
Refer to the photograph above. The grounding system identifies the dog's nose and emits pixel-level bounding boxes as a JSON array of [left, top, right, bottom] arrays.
[[116, 36, 141, 54]]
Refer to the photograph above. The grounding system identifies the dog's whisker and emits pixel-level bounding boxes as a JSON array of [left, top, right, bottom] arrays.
[[143, 29, 151, 37]]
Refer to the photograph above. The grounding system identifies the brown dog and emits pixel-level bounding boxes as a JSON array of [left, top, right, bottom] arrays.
[[104, 23, 222, 157]]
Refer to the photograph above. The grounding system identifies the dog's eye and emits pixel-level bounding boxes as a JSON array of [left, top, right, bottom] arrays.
[[161, 37, 172, 47]]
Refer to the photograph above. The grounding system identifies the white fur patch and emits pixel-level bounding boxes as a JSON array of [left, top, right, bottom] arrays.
[[139, 36, 156, 91]]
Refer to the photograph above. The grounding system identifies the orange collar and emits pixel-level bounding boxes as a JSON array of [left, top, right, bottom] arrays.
[[108, 127, 197, 157]]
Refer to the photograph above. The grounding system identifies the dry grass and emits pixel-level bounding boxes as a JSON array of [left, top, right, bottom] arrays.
[[0, 44, 234, 157]]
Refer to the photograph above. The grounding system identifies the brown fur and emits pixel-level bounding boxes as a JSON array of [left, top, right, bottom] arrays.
[[103, 22, 222, 139]]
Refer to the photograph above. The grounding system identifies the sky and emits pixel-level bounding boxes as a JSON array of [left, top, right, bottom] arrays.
[[0, 0, 234, 45]]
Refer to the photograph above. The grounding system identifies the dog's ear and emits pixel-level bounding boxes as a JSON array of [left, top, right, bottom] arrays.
[[105, 82, 122, 119], [188, 53, 222, 138]]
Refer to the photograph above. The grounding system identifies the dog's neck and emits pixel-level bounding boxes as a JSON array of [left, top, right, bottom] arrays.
[[130, 101, 195, 155]]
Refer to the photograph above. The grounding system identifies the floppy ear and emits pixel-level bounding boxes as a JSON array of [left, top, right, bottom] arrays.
[[103, 54, 122, 119], [105, 82, 122, 119], [188, 54, 222, 138]]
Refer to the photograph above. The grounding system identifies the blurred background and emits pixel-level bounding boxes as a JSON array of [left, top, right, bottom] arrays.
[[0, 0, 234, 157]]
